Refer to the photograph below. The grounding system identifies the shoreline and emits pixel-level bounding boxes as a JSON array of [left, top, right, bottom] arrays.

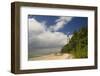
[[29, 53, 74, 60]]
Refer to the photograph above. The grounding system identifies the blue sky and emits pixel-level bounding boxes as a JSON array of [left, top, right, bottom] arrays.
[[28, 15, 88, 57], [28, 15, 88, 35]]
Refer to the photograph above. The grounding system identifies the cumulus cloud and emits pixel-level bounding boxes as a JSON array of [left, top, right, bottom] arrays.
[[28, 18, 45, 34], [49, 16, 73, 32], [28, 17, 73, 55]]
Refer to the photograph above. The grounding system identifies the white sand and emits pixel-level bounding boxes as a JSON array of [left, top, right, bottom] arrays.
[[29, 53, 74, 60]]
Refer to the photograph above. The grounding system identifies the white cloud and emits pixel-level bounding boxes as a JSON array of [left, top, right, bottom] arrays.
[[28, 17, 72, 55], [56, 16, 73, 22], [36, 31, 68, 47], [28, 18, 46, 34], [49, 16, 73, 31]]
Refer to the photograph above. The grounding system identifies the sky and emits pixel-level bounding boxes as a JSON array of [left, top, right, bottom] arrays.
[[28, 15, 88, 57]]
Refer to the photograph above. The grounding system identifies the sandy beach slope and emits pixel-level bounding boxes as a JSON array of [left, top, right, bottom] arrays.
[[29, 53, 74, 60]]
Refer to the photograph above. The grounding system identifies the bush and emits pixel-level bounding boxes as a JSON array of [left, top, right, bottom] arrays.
[[61, 26, 88, 58]]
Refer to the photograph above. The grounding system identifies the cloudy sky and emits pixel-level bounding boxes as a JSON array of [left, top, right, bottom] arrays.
[[28, 15, 87, 57]]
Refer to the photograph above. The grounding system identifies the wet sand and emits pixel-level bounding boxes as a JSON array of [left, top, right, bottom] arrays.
[[29, 53, 74, 60]]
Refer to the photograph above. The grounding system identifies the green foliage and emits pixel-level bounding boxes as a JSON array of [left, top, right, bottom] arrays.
[[61, 26, 88, 58]]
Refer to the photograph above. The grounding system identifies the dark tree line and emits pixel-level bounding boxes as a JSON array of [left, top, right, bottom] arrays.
[[61, 26, 88, 58]]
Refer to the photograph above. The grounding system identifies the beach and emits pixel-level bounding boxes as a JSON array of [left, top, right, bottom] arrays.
[[29, 53, 74, 60]]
